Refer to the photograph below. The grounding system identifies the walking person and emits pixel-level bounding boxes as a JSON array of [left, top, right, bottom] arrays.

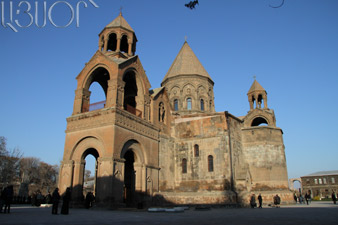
[[258, 193, 263, 208], [61, 187, 71, 215], [273, 194, 281, 208], [51, 188, 60, 214], [250, 194, 256, 208], [4, 185, 13, 213], [332, 191, 337, 204], [0, 187, 6, 213]]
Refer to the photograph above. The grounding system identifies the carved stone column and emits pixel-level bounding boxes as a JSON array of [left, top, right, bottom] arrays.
[[106, 79, 117, 108], [248, 95, 254, 110], [96, 157, 114, 203], [116, 79, 125, 109], [112, 158, 125, 204], [144, 95, 151, 121], [59, 160, 74, 194], [72, 160, 86, 202], [73, 89, 90, 115], [134, 163, 143, 192]]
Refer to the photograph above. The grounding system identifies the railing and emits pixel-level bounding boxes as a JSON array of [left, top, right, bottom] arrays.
[[89, 100, 106, 111], [88, 101, 142, 118], [126, 104, 142, 118]]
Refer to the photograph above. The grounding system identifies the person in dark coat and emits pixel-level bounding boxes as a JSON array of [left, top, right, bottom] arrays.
[[61, 187, 71, 215], [4, 185, 13, 213], [332, 192, 337, 204], [258, 193, 263, 208], [85, 192, 94, 209], [51, 188, 60, 214], [250, 194, 256, 208], [273, 194, 281, 208], [0, 187, 6, 213]]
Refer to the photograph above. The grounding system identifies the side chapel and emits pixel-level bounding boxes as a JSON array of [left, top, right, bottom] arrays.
[[58, 13, 293, 207]]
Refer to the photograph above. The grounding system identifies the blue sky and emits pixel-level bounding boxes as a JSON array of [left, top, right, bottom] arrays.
[[0, 0, 337, 180]]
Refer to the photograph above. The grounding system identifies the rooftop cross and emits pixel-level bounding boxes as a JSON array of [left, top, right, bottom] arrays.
[[253, 75, 256, 80], [119, 6, 123, 16]]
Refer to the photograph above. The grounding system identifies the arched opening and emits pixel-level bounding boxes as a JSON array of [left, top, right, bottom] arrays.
[[251, 117, 268, 127], [194, 144, 199, 157], [208, 155, 214, 172], [209, 100, 212, 111], [187, 98, 192, 110], [200, 99, 205, 111], [120, 35, 128, 53], [123, 150, 135, 207], [85, 67, 109, 112], [257, 94, 263, 108], [174, 99, 179, 111], [123, 71, 139, 116], [89, 82, 106, 111], [182, 158, 187, 173], [82, 148, 99, 205], [107, 33, 117, 52]]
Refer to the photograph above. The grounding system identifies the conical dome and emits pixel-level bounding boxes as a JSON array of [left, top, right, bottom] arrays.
[[162, 42, 212, 84]]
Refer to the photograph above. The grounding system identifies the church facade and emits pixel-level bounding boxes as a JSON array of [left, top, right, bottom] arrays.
[[58, 13, 293, 207]]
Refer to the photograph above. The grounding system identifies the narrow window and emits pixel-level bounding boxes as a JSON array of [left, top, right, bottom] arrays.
[[200, 99, 204, 111], [332, 177, 335, 184], [208, 155, 214, 172], [194, 144, 199, 157], [187, 98, 192, 110], [314, 179, 318, 184], [323, 178, 327, 184], [182, 158, 187, 173], [209, 100, 212, 110], [319, 178, 322, 184], [174, 99, 179, 111]]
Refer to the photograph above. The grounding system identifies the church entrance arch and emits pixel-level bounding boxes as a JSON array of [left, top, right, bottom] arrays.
[[82, 148, 99, 199], [120, 140, 145, 207]]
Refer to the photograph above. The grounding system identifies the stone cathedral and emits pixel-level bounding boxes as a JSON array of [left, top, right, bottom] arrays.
[[59, 13, 293, 207]]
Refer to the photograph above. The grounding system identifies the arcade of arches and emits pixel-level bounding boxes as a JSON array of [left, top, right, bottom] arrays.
[[59, 13, 293, 208]]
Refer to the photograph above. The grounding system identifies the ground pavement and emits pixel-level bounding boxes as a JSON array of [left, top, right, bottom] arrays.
[[1, 201, 337, 225]]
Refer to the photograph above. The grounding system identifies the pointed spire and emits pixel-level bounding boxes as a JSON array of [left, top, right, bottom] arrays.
[[248, 79, 266, 94], [105, 12, 134, 32], [162, 41, 211, 82]]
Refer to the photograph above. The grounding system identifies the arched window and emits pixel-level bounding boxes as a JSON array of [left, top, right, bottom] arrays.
[[194, 144, 199, 157], [159, 102, 165, 123], [208, 155, 213, 172], [182, 158, 187, 174], [209, 100, 212, 110], [107, 33, 117, 51], [251, 117, 268, 127], [174, 99, 179, 111], [200, 99, 204, 111], [187, 98, 192, 110], [120, 35, 128, 53]]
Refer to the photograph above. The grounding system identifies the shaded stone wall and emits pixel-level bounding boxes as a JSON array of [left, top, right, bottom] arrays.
[[241, 127, 289, 191]]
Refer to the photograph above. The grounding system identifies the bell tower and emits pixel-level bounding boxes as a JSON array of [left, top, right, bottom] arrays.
[[247, 78, 268, 110], [98, 12, 137, 58]]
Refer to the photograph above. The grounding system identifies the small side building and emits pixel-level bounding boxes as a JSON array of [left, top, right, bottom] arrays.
[[301, 171, 338, 198]]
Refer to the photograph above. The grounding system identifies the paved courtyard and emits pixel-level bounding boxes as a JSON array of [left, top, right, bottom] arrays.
[[1, 202, 337, 225]]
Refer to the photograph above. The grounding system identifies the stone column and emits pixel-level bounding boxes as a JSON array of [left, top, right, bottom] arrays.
[[73, 89, 90, 115], [248, 95, 254, 110], [134, 163, 143, 192], [116, 33, 122, 52], [105, 79, 117, 108], [103, 36, 108, 52], [72, 160, 86, 202], [263, 94, 268, 109], [59, 160, 74, 195], [112, 159, 125, 203], [128, 38, 133, 56], [96, 157, 114, 204], [116, 79, 125, 109]]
